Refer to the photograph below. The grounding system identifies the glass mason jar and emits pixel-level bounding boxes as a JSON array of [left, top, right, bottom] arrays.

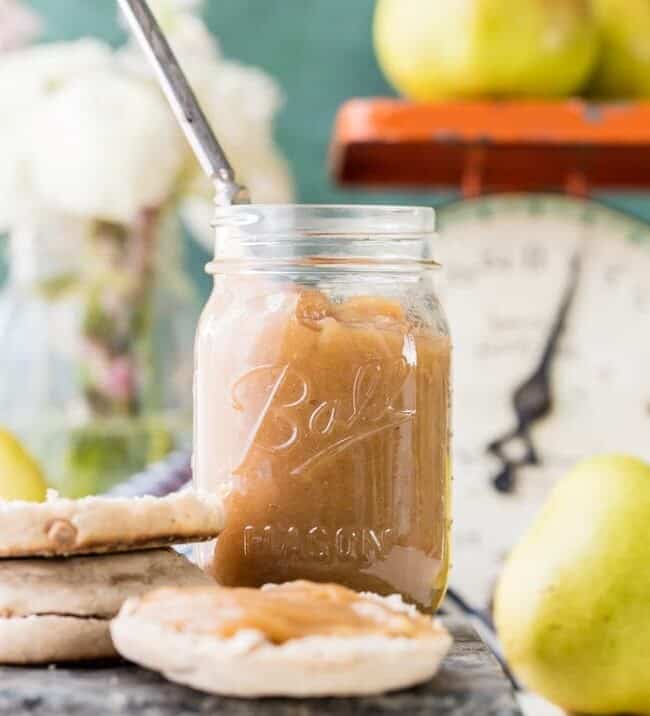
[[194, 205, 451, 612]]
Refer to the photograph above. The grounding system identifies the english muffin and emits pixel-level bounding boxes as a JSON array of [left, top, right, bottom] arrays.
[[111, 580, 452, 697], [0, 548, 212, 664], [0, 489, 224, 558]]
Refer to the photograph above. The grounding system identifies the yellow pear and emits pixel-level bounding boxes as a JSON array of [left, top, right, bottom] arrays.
[[373, 0, 599, 100], [589, 0, 650, 98], [495, 455, 650, 714], [0, 428, 46, 502]]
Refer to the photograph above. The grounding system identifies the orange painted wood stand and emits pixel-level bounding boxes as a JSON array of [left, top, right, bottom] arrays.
[[330, 99, 650, 196]]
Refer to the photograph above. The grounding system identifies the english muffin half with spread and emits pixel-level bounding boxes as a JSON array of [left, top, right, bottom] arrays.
[[0, 490, 224, 558], [111, 580, 452, 697], [0, 549, 212, 664]]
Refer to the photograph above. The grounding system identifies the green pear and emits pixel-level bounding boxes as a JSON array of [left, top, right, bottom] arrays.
[[589, 0, 650, 98], [0, 428, 46, 502], [373, 0, 599, 101], [495, 455, 650, 714]]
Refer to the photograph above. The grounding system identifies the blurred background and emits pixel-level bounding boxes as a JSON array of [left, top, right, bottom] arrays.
[[30, 0, 436, 206], [0, 0, 468, 507], [1, 0, 649, 587], [2, 0, 648, 494], [2, 3, 650, 711], [29, 0, 650, 219]]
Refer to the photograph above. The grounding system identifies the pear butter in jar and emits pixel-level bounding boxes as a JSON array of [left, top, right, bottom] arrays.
[[194, 205, 451, 612]]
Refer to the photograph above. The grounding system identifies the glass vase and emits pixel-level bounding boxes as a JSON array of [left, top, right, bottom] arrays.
[[0, 208, 196, 496]]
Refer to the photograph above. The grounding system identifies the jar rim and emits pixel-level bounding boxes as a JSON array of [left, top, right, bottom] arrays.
[[212, 204, 436, 237]]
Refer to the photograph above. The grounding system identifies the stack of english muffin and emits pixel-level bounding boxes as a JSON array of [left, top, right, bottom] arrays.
[[0, 490, 224, 664], [0, 490, 453, 698]]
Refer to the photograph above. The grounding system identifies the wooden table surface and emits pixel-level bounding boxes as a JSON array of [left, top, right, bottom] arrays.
[[0, 618, 522, 716]]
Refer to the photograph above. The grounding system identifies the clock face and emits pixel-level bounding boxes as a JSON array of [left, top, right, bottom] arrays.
[[436, 194, 650, 608]]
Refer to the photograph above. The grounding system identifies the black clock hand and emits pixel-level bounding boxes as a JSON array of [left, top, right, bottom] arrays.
[[488, 251, 582, 494]]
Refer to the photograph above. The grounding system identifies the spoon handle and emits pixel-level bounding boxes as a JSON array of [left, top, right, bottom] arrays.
[[118, 0, 248, 205]]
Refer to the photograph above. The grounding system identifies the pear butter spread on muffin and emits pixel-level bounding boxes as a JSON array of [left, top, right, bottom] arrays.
[[112, 580, 452, 697]]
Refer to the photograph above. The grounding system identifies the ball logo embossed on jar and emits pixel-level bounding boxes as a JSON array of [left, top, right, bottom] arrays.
[[230, 357, 415, 476], [194, 205, 451, 612]]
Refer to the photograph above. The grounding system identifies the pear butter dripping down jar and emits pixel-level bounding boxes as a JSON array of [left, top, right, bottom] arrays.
[[194, 205, 451, 612]]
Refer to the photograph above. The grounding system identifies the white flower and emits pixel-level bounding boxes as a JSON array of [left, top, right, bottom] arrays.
[[28, 68, 186, 224], [0, 0, 41, 52], [203, 60, 285, 149], [0, 39, 113, 112], [0, 3, 294, 236], [117, 1, 221, 117], [180, 60, 295, 247], [119, 0, 204, 34], [119, 6, 295, 245], [0, 39, 114, 229]]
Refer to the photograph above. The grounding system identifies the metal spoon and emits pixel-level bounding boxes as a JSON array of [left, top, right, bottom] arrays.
[[117, 0, 249, 206]]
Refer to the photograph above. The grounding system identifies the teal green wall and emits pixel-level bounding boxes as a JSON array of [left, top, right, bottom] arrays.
[[27, 1, 650, 232]]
